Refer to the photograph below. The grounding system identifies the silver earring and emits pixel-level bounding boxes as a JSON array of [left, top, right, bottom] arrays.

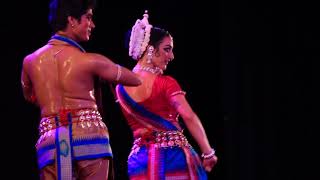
[[147, 46, 154, 63]]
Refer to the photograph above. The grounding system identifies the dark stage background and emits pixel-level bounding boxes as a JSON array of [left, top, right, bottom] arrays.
[[2, 0, 318, 179]]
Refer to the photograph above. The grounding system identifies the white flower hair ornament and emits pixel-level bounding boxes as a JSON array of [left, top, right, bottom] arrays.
[[129, 10, 153, 60]]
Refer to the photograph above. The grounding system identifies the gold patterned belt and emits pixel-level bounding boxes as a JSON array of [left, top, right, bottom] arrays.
[[39, 108, 105, 136], [132, 130, 190, 149]]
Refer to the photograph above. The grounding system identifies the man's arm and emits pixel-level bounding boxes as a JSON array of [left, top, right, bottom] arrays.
[[21, 58, 36, 103], [89, 53, 141, 86]]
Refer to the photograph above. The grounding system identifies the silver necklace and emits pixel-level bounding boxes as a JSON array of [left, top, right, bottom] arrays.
[[133, 65, 163, 75]]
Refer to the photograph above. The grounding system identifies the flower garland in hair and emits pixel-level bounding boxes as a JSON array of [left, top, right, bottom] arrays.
[[129, 10, 153, 60]]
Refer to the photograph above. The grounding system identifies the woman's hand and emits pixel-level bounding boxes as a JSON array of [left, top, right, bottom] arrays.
[[202, 154, 218, 172]]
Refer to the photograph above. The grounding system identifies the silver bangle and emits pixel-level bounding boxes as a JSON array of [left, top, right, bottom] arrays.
[[115, 64, 122, 81], [201, 148, 216, 159]]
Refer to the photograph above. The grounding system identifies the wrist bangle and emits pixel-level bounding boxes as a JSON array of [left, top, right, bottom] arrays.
[[115, 64, 122, 81], [201, 148, 216, 159]]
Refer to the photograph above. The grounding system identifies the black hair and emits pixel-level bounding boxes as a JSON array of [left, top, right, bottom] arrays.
[[148, 27, 171, 49], [48, 0, 96, 32]]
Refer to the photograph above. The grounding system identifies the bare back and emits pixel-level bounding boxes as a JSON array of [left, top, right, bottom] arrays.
[[124, 72, 156, 103], [23, 41, 97, 116]]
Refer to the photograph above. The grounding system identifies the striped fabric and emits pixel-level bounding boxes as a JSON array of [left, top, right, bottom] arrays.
[[116, 85, 207, 180], [36, 111, 112, 179]]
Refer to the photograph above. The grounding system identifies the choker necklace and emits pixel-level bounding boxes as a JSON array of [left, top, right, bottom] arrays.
[[132, 65, 163, 75]]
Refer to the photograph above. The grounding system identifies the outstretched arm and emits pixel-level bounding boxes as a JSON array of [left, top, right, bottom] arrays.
[[90, 53, 141, 86], [170, 94, 218, 172]]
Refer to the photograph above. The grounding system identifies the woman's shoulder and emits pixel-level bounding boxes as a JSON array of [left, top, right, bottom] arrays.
[[156, 75, 181, 89], [157, 75, 178, 83]]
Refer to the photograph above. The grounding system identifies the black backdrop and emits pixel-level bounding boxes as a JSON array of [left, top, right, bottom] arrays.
[[2, 0, 318, 179]]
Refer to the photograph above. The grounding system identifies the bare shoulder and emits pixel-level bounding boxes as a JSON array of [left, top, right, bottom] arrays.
[[22, 52, 35, 69], [23, 51, 35, 62], [23, 45, 49, 65]]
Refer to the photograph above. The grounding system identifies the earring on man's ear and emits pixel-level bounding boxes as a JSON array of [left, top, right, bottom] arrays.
[[71, 24, 75, 28], [147, 46, 154, 63]]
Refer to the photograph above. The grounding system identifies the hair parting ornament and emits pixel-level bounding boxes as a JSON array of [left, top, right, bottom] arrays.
[[129, 10, 153, 60]]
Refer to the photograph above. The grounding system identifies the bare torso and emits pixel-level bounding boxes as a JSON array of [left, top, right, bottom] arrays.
[[24, 40, 97, 116]]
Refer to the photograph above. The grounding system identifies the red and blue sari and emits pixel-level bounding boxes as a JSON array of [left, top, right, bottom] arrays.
[[116, 82, 207, 180]]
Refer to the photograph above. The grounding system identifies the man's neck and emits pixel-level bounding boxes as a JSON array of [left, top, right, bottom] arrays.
[[56, 31, 78, 42], [50, 34, 85, 52]]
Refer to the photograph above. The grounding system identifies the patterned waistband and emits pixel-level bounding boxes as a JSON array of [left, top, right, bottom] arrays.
[[133, 130, 190, 149], [39, 108, 105, 136]]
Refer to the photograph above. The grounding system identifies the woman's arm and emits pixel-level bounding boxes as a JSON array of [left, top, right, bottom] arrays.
[[170, 94, 218, 171]]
